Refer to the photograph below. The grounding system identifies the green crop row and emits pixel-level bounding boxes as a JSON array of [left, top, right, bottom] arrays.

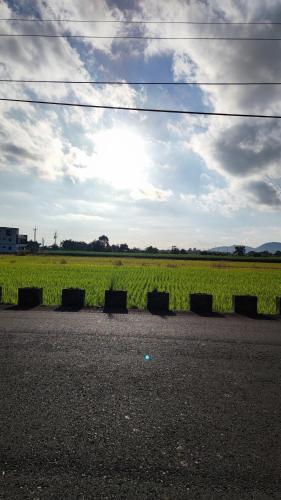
[[0, 256, 281, 313]]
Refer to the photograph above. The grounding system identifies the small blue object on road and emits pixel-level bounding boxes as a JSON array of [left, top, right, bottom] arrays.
[[144, 354, 152, 361]]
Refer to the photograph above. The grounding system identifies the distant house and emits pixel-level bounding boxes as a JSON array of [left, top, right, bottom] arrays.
[[0, 227, 28, 253]]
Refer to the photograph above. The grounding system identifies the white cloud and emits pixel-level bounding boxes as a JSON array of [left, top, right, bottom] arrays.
[[0, 0, 147, 189], [181, 185, 248, 215], [0, 111, 66, 179], [181, 177, 281, 215], [131, 185, 173, 201], [69, 200, 115, 213], [48, 213, 109, 221], [138, 0, 281, 210]]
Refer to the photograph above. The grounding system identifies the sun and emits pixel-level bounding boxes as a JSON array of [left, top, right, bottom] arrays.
[[92, 127, 151, 189]]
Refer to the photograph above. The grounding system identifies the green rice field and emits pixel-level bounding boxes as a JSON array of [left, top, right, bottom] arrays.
[[0, 254, 281, 313]]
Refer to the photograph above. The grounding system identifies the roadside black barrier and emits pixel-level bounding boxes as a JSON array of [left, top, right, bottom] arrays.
[[61, 288, 85, 309], [18, 287, 43, 308], [147, 290, 169, 313], [233, 295, 258, 316], [277, 297, 281, 315], [190, 293, 213, 314], [0, 286, 2, 303], [104, 290, 127, 313]]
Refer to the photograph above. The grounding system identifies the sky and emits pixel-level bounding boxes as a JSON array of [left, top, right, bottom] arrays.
[[0, 0, 281, 249]]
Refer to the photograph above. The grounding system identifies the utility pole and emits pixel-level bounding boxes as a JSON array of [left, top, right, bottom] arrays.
[[33, 226, 38, 242], [54, 231, 58, 246], [42, 237, 45, 248]]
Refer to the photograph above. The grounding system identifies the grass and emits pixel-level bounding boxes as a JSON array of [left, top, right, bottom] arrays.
[[0, 254, 281, 313]]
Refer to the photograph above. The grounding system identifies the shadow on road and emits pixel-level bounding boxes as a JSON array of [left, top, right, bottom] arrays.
[[147, 309, 176, 318], [103, 308, 128, 316], [189, 311, 225, 318], [234, 313, 278, 321], [55, 306, 84, 312]]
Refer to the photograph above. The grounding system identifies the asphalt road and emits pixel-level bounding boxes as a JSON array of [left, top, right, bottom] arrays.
[[1, 309, 281, 499]]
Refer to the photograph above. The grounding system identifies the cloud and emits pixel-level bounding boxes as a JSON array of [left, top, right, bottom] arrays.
[[1, 142, 37, 161], [190, 119, 281, 179], [180, 177, 281, 215], [0, 1, 146, 188], [48, 213, 109, 221], [131, 185, 173, 201], [180, 185, 248, 215], [0, 112, 66, 179], [246, 179, 281, 207], [138, 0, 281, 210]]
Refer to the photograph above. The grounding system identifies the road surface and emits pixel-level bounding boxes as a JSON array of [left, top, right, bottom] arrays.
[[1, 308, 281, 499]]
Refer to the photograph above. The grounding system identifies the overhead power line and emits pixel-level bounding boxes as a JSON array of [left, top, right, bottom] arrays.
[[1, 79, 281, 86], [1, 18, 281, 25], [1, 34, 281, 40], [0, 97, 280, 119]]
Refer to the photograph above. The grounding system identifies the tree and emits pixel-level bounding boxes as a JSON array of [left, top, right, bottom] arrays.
[[98, 235, 109, 248], [119, 243, 129, 252], [234, 245, 246, 256], [145, 246, 159, 254], [26, 240, 40, 253], [111, 244, 120, 252], [171, 246, 180, 254], [88, 239, 105, 251], [61, 239, 87, 251]]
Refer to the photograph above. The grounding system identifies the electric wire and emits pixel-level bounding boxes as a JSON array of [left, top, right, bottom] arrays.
[[0, 18, 281, 25], [0, 97, 280, 119], [0, 79, 281, 86], [1, 34, 281, 40]]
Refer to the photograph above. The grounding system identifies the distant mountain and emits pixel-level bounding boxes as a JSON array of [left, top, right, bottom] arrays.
[[208, 242, 281, 254], [255, 242, 281, 253]]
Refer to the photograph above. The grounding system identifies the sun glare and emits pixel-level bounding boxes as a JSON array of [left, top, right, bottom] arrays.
[[92, 128, 150, 189]]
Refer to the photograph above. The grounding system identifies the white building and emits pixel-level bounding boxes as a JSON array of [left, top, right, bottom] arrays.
[[0, 227, 28, 253]]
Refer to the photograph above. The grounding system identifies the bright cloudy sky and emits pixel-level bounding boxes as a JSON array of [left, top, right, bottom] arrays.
[[0, 0, 281, 249]]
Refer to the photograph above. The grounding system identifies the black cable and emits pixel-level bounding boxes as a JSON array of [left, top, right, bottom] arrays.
[[0, 97, 280, 118], [0, 79, 281, 86], [1, 18, 281, 25], [1, 34, 281, 40]]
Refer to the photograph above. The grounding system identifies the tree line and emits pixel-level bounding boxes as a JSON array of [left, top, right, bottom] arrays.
[[24, 238, 281, 257], [59, 236, 204, 254]]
